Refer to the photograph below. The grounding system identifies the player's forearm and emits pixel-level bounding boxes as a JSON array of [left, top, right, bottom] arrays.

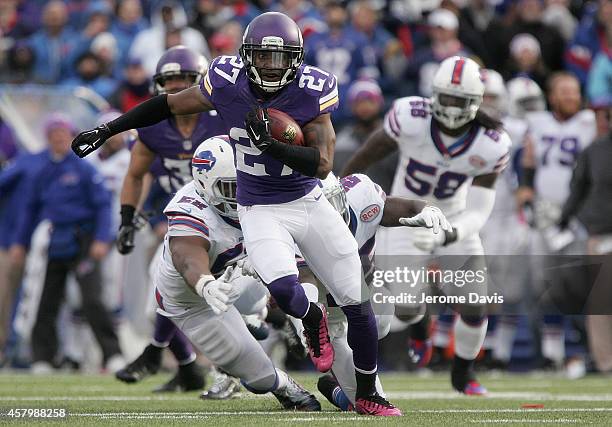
[[341, 128, 397, 177], [380, 197, 426, 227], [170, 240, 212, 290], [445, 186, 496, 244], [120, 175, 144, 225], [266, 141, 322, 177], [106, 95, 172, 136]]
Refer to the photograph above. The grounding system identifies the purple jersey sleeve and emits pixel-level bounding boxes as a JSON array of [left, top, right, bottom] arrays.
[[199, 55, 245, 108], [297, 65, 339, 118]]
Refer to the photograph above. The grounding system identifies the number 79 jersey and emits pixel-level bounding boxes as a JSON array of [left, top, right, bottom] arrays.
[[525, 110, 596, 206], [383, 96, 511, 216], [200, 55, 339, 206]]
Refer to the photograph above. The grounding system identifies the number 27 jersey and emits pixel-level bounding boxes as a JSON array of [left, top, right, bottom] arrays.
[[383, 97, 511, 216], [199, 55, 339, 206]]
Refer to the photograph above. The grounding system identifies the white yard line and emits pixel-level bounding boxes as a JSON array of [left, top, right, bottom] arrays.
[[4, 392, 612, 401]]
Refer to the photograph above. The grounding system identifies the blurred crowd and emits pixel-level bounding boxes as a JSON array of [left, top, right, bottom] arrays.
[[0, 0, 611, 375], [0, 0, 610, 119]]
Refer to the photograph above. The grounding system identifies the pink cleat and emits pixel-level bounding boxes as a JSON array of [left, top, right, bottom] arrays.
[[302, 303, 334, 372], [461, 380, 488, 396], [355, 393, 402, 416]]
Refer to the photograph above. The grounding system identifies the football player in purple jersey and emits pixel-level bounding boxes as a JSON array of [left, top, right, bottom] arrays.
[[72, 12, 401, 416], [114, 46, 226, 394]]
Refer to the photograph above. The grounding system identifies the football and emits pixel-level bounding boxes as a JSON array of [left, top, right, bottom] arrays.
[[266, 108, 305, 146]]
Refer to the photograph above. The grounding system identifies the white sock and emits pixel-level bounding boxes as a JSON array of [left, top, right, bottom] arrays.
[[493, 318, 518, 362], [432, 317, 452, 348], [542, 328, 565, 364], [274, 368, 289, 391], [300, 282, 319, 303], [454, 317, 488, 360]]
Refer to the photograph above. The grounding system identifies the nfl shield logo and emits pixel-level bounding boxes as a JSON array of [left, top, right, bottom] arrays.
[[183, 139, 192, 150]]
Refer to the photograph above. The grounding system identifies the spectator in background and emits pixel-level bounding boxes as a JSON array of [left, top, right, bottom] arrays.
[[274, 0, 326, 39], [190, 0, 232, 40], [586, 53, 611, 137], [305, 0, 374, 125], [565, 0, 612, 87], [0, 0, 39, 42], [403, 8, 471, 97], [9, 114, 123, 374], [0, 119, 20, 364], [111, 0, 148, 71], [208, 21, 243, 57], [485, 0, 565, 73], [61, 51, 117, 100], [559, 125, 612, 375], [503, 33, 549, 90], [445, 0, 493, 68], [109, 58, 151, 112], [542, 0, 577, 42], [350, 0, 402, 92], [90, 32, 119, 78], [130, 0, 210, 75], [27, 0, 77, 83], [1, 41, 34, 83]]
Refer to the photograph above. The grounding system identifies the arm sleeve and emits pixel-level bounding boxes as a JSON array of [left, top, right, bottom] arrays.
[[450, 185, 496, 242]]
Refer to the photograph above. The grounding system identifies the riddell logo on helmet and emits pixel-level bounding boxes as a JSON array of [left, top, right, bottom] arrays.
[[360, 204, 381, 222]]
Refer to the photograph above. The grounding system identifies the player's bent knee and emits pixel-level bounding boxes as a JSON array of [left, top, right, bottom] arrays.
[[376, 314, 392, 339], [241, 370, 278, 394], [267, 275, 308, 318]]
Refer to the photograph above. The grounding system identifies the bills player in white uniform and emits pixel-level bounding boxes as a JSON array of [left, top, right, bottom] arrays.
[[343, 56, 511, 394], [517, 72, 596, 370], [295, 173, 450, 410], [154, 136, 321, 410], [480, 75, 547, 368]]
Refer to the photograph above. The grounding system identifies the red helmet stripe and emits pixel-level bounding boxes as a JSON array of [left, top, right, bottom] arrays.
[[451, 58, 466, 85]]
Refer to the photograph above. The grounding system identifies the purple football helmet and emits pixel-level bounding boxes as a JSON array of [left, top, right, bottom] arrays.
[[153, 45, 208, 94], [239, 12, 304, 93]]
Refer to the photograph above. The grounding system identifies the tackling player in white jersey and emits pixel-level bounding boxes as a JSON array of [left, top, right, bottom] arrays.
[[342, 56, 511, 395], [517, 72, 596, 370], [295, 173, 450, 410], [153, 135, 321, 410]]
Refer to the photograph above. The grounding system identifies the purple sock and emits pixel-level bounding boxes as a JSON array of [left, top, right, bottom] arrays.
[[267, 275, 309, 318], [168, 329, 195, 365], [153, 313, 178, 346], [341, 302, 378, 373]]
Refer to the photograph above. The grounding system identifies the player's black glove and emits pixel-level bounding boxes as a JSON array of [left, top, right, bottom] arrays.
[[116, 224, 136, 255], [245, 108, 275, 152], [71, 123, 112, 158]]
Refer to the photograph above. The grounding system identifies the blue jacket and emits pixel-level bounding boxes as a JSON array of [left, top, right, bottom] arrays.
[[0, 152, 44, 248], [27, 28, 78, 83], [14, 150, 112, 259]]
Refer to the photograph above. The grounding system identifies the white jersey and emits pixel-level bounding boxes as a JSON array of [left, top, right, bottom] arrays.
[[384, 96, 511, 217], [156, 181, 246, 305], [341, 174, 386, 257], [526, 110, 596, 206], [86, 148, 131, 231]]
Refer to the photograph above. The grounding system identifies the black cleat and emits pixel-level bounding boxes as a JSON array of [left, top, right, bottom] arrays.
[[153, 361, 205, 393], [200, 368, 241, 400], [451, 357, 487, 396], [115, 345, 162, 383], [273, 375, 321, 411]]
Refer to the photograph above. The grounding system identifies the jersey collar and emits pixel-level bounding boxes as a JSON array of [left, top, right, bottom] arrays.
[[430, 120, 480, 158]]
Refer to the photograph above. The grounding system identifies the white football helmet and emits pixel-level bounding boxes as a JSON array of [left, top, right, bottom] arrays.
[[431, 56, 485, 129], [481, 68, 508, 117], [507, 77, 545, 118], [320, 172, 349, 224], [191, 135, 238, 219]]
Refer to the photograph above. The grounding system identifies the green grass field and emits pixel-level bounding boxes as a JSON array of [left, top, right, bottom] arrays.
[[1, 372, 611, 425]]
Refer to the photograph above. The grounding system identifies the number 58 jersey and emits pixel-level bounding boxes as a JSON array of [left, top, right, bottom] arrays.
[[383, 97, 511, 216]]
